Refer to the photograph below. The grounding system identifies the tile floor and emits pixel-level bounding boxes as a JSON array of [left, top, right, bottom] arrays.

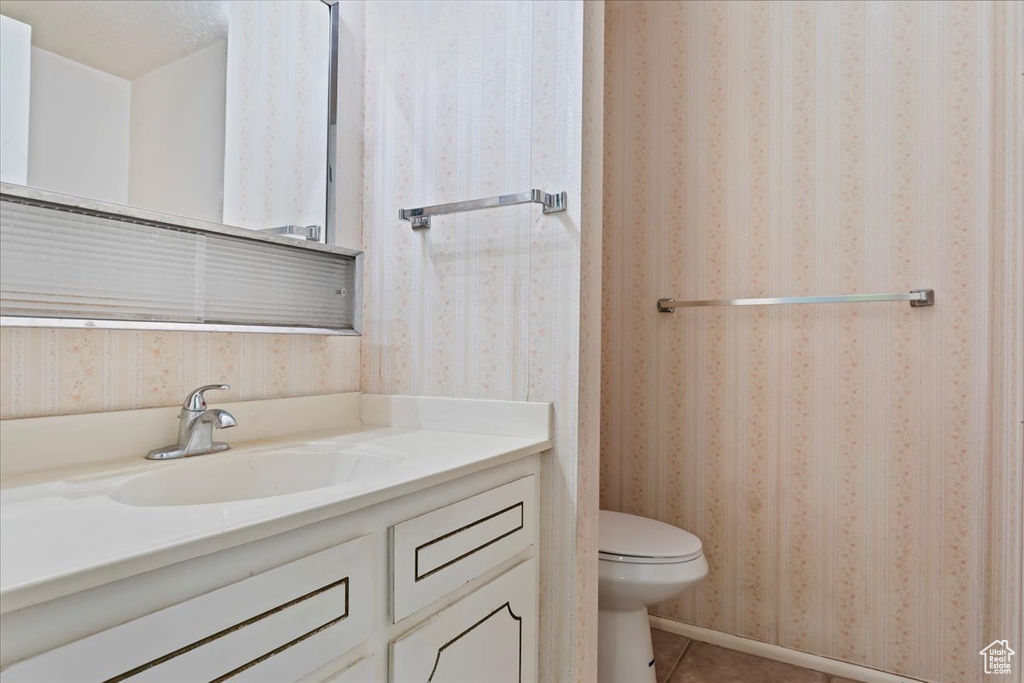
[[652, 628, 866, 683]]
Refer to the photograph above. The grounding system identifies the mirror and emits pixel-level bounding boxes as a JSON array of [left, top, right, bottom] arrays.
[[0, 0, 333, 241]]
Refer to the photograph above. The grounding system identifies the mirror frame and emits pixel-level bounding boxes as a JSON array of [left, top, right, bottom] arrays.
[[324, 0, 339, 246]]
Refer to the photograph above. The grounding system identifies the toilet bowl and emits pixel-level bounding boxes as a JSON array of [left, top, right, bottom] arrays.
[[598, 510, 708, 683]]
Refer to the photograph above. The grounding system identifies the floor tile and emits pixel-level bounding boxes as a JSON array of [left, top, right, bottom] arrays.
[[651, 629, 691, 683], [668, 641, 828, 683], [829, 677, 867, 683]]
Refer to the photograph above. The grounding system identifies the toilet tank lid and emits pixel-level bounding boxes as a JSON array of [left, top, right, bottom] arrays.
[[598, 510, 703, 560]]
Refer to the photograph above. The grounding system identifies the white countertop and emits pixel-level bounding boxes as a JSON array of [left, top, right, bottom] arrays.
[[0, 394, 551, 613]]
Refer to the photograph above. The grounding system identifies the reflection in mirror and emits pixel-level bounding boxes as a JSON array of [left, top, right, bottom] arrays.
[[0, 0, 330, 239]]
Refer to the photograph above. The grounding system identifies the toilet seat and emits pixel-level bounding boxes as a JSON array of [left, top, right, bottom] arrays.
[[598, 510, 703, 564]]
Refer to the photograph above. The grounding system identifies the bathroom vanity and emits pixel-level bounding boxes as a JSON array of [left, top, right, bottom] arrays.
[[0, 394, 550, 682]]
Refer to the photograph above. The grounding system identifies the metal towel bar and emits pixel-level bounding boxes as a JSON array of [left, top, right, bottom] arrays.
[[399, 189, 567, 229], [656, 289, 935, 312]]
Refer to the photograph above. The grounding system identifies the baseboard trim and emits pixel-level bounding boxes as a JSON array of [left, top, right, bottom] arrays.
[[648, 616, 928, 683]]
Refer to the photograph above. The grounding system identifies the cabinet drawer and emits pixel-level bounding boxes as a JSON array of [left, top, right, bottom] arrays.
[[3, 535, 375, 683], [391, 476, 536, 623], [390, 559, 537, 683]]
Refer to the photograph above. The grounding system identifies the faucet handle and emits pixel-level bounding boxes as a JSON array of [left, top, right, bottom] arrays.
[[183, 384, 230, 411]]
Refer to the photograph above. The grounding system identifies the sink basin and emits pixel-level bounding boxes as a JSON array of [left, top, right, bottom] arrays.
[[111, 451, 396, 506]]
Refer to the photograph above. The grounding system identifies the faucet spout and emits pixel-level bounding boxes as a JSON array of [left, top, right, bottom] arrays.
[[201, 409, 237, 429]]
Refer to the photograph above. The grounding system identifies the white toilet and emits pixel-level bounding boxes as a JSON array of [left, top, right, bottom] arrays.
[[597, 510, 708, 683]]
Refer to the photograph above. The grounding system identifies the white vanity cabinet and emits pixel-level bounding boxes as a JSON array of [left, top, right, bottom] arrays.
[[0, 456, 542, 683]]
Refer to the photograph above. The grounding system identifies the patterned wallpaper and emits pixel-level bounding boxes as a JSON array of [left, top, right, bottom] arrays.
[[0, 328, 360, 419], [601, 2, 1022, 682], [576, 3, 604, 680], [222, 0, 329, 231], [359, 1, 597, 681]]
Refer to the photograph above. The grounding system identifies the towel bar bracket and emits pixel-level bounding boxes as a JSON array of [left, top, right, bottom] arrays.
[[541, 190, 568, 214], [908, 289, 935, 307]]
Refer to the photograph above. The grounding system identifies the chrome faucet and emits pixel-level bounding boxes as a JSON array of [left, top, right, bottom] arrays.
[[147, 384, 237, 460]]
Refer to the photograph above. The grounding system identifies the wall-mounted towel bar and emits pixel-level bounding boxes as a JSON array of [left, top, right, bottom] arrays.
[[656, 289, 935, 312], [399, 189, 567, 229]]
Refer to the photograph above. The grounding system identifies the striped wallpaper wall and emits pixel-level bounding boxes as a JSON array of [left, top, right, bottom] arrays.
[[359, 2, 599, 681], [222, 0, 330, 231], [0, 328, 360, 419], [600, 2, 1022, 682]]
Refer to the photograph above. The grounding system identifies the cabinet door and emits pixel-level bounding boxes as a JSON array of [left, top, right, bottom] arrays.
[[390, 559, 537, 683]]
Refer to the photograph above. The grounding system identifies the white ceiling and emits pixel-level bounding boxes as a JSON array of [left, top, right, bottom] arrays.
[[0, 1, 228, 80]]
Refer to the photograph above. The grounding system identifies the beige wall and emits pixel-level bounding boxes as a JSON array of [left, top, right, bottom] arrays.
[[601, 1, 1022, 682], [28, 48, 131, 205], [0, 329, 360, 419], [222, 0, 330, 232], [129, 40, 227, 224], [0, 15, 31, 185], [358, 1, 598, 680], [578, 2, 604, 679]]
